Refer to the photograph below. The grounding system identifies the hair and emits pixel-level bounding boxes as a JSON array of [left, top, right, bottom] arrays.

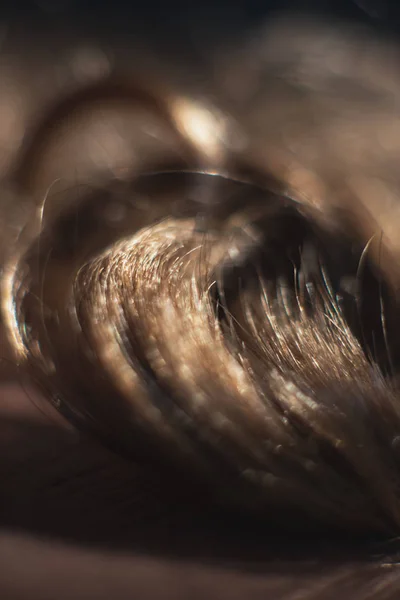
[[3, 15, 400, 599]]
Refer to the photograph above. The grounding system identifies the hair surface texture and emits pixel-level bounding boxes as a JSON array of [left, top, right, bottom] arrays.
[[4, 13, 400, 600], [4, 163, 400, 535]]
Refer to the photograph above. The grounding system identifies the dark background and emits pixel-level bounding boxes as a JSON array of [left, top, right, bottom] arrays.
[[0, 0, 399, 43]]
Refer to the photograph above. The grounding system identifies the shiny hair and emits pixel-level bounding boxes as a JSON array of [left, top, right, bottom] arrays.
[[3, 20, 400, 598]]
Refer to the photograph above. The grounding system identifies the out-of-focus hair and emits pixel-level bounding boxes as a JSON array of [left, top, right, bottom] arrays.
[[3, 15, 400, 599]]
